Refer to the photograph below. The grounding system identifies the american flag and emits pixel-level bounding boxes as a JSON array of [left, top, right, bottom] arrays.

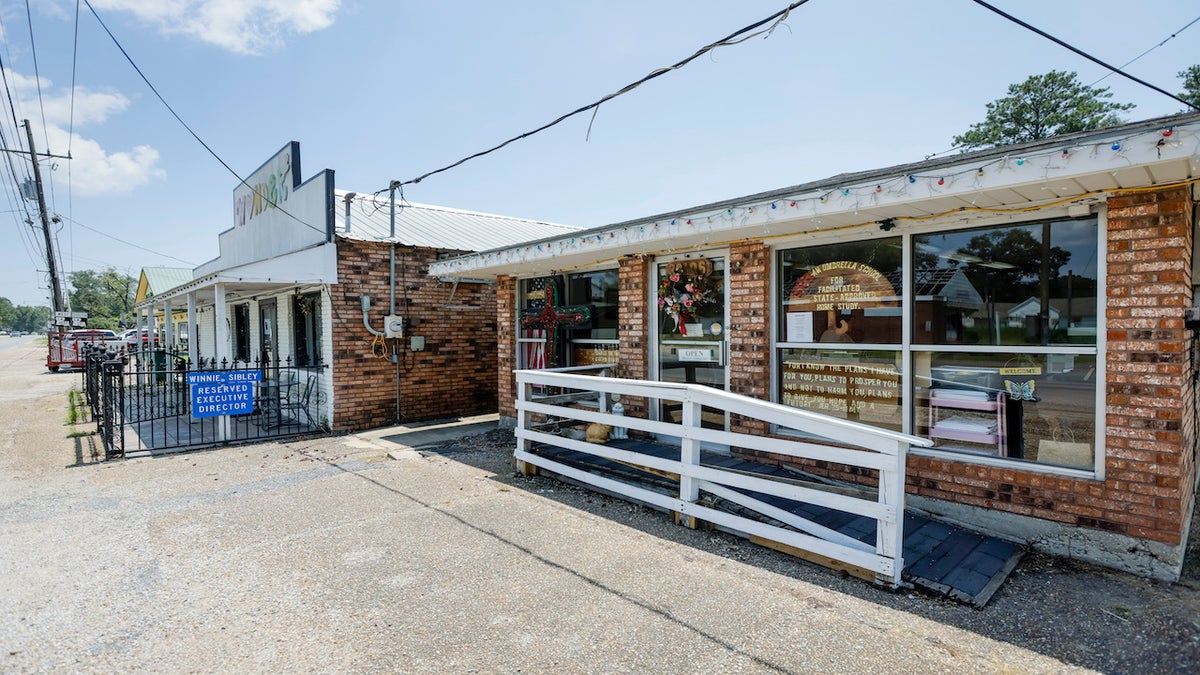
[[522, 329, 547, 369]]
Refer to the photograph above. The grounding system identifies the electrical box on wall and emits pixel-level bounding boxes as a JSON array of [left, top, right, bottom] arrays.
[[1186, 306, 1200, 330], [384, 315, 404, 339]]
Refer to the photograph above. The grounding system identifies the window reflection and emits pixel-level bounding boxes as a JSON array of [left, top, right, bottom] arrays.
[[915, 352, 1096, 469], [913, 219, 1098, 346]]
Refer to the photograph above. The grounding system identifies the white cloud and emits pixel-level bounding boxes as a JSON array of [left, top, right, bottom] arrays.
[[92, 0, 341, 55], [6, 69, 163, 196], [57, 134, 165, 196]]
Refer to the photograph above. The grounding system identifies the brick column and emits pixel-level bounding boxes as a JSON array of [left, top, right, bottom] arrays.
[[618, 255, 650, 419], [497, 275, 517, 420], [1104, 185, 1195, 543], [727, 241, 771, 436]]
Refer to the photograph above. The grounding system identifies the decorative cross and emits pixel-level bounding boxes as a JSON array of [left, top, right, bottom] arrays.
[[520, 282, 591, 367]]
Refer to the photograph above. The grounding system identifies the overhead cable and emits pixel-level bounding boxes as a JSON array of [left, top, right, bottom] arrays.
[[389, 0, 812, 190], [1090, 14, 1200, 87], [81, 0, 327, 237], [61, 215, 197, 266], [972, 0, 1200, 111]]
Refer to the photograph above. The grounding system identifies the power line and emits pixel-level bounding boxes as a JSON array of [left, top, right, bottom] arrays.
[[67, 0, 82, 282], [1090, 14, 1200, 88], [389, 0, 812, 190], [971, 0, 1199, 111], [81, 0, 328, 238], [23, 0, 57, 209], [60, 214, 198, 266]]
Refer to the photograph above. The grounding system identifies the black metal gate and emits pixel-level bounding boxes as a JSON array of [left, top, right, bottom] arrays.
[[85, 345, 326, 458]]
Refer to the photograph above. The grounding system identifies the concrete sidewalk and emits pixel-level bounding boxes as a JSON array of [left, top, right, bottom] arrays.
[[355, 413, 500, 460]]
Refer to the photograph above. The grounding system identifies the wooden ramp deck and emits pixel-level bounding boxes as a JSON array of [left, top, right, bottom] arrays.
[[531, 438, 1023, 607]]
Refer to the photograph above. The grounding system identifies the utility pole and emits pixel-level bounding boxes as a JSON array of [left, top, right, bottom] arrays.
[[22, 119, 64, 314]]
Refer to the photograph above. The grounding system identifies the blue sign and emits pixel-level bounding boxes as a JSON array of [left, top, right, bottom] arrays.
[[188, 370, 262, 418]]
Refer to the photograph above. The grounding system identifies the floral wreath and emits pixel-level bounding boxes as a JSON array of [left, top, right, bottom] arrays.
[[658, 267, 715, 335]]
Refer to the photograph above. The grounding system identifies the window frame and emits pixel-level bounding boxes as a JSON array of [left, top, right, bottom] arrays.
[[771, 214, 1105, 480], [292, 292, 321, 368], [517, 266, 620, 371]]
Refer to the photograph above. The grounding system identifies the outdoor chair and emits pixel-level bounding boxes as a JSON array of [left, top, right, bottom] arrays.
[[279, 374, 318, 429]]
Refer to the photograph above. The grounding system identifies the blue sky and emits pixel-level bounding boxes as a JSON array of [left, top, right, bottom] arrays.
[[1, 0, 1198, 307]]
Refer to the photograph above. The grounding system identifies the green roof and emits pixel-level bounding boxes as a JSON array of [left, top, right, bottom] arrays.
[[140, 267, 193, 300]]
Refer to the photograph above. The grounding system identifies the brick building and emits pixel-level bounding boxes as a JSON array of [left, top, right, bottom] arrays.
[[134, 142, 577, 432], [430, 112, 1200, 580]]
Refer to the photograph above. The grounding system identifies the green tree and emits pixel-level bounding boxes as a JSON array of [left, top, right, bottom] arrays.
[[68, 267, 136, 330], [958, 227, 1071, 302], [0, 296, 13, 329], [1179, 65, 1200, 110], [11, 305, 51, 332], [953, 70, 1135, 150]]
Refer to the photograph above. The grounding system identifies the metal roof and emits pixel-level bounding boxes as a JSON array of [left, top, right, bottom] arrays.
[[333, 190, 580, 252], [142, 267, 193, 291]]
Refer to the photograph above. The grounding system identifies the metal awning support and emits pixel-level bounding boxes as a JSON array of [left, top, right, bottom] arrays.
[[442, 277, 482, 310]]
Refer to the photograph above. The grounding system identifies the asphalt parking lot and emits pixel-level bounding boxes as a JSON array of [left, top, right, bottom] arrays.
[[2, 337, 1198, 673]]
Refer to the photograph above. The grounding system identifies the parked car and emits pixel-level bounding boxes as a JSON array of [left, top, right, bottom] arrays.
[[119, 328, 159, 348]]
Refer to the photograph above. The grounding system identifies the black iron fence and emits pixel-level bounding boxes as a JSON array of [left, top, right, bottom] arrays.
[[84, 346, 327, 458]]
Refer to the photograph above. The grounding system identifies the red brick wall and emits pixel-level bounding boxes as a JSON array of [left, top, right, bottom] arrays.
[[728, 241, 772, 436], [497, 275, 517, 419], [729, 186, 1197, 546], [619, 255, 651, 419], [330, 240, 499, 430], [901, 185, 1194, 545]]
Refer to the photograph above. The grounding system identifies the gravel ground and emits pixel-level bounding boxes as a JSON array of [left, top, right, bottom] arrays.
[[2, 336, 1199, 673], [432, 429, 1200, 674]]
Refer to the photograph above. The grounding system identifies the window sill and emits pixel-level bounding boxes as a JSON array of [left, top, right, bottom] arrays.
[[909, 445, 1100, 481]]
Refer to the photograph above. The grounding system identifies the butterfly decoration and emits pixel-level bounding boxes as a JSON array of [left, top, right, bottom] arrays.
[[1005, 379, 1038, 401]]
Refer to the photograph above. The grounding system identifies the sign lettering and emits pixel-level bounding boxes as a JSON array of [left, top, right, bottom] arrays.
[[188, 370, 262, 418]]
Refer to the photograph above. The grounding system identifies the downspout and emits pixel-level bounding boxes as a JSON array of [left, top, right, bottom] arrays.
[[390, 181, 401, 424]]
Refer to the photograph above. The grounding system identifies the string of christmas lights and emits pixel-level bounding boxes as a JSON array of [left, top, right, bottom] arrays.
[[443, 125, 1199, 271]]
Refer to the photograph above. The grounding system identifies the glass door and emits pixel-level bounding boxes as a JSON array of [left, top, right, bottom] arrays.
[[258, 299, 277, 366], [656, 253, 728, 431]]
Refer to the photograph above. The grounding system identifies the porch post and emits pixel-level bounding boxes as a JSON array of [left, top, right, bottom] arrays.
[[163, 298, 174, 350], [136, 307, 149, 387], [875, 440, 907, 588], [187, 293, 198, 368], [677, 396, 703, 529], [214, 283, 230, 442]]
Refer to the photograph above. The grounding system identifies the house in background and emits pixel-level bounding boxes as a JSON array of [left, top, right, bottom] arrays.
[[130, 141, 577, 440], [132, 266, 192, 343], [430, 112, 1200, 581]]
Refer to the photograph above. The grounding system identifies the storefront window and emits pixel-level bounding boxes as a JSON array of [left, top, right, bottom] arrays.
[[779, 349, 903, 431], [779, 238, 903, 345], [916, 351, 1096, 469], [913, 218, 1098, 346], [776, 217, 1100, 472], [519, 270, 619, 369]]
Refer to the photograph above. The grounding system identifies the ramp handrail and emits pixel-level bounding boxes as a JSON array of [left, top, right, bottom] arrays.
[[514, 368, 933, 587]]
